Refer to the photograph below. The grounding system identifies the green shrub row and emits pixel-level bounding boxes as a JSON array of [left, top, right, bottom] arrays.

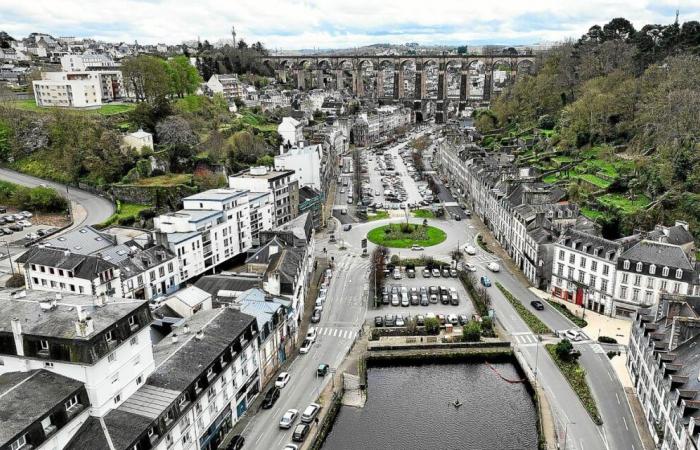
[[546, 300, 588, 328]]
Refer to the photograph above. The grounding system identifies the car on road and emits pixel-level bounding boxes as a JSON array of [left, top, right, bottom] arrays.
[[261, 387, 280, 409], [283, 445, 299, 450], [431, 268, 441, 277], [275, 372, 291, 388], [306, 327, 317, 342], [279, 409, 299, 429], [317, 363, 329, 376], [464, 245, 477, 255], [299, 339, 313, 354], [374, 316, 384, 327], [347, 197, 353, 204], [340, 188, 346, 193], [226, 435, 245, 450], [395, 315, 405, 327], [343, 224, 352, 231], [564, 330, 582, 341], [301, 403, 322, 423], [310, 308, 322, 323], [411, 244, 424, 251], [530, 300, 545, 310], [480, 276, 492, 287], [422, 268, 431, 278], [292, 423, 310, 442], [487, 262, 501, 272], [464, 263, 477, 272], [453, 214, 461, 221]]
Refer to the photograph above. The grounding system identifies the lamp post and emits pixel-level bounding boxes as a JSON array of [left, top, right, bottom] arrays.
[[562, 421, 575, 449], [1, 240, 14, 276]]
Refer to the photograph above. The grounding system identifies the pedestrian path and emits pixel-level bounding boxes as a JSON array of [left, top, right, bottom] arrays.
[[511, 332, 539, 345], [468, 253, 500, 264], [316, 327, 358, 340]]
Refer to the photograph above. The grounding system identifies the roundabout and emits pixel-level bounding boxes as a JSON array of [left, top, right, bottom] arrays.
[[366, 222, 447, 248]]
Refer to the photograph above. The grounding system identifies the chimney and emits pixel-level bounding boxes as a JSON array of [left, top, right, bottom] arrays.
[[676, 220, 690, 231], [11, 318, 24, 356], [75, 316, 94, 337], [64, 250, 70, 257], [171, 333, 178, 344], [195, 330, 204, 340]]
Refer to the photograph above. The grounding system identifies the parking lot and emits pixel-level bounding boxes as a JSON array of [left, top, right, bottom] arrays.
[[371, 268, 475, 320], [0, 209, 63, 248]]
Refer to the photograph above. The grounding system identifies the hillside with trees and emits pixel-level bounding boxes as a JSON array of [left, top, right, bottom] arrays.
[[477, 17, 700, 240]]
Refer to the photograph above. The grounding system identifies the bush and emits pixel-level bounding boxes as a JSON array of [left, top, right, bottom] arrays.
[[424, 317, 440, 335], [607, 351, 620, 359], [555, 339, 574, 360], [462, 321, 481, 342], [5, 273, 25, 288], [598, 336, 618, 344]]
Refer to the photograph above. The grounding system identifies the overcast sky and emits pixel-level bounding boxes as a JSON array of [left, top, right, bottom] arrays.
[[0, 0, 696, 49]]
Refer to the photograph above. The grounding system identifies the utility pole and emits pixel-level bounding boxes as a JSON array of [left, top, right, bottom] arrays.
[[2, 240, 14, 276]]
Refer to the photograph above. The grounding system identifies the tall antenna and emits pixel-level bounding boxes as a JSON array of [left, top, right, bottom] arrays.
[[675, 9, 680, 25], [231, 26, 237, 47]]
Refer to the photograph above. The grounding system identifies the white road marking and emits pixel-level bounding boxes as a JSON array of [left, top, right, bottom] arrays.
[[607, 371, 613, 381], [616, 392, 620, 404], [622, 416, 629, 431]]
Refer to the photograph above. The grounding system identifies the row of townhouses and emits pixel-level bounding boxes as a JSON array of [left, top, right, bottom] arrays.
[[435, 130, 700, 318]]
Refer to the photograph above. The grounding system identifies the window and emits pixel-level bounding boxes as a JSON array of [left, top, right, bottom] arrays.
[[559, 250, 565, 261], [589, 275, 597, 289], [632, 289, 640, 302], [79, 286, 84, 294], [645, 291, 653, 303], [105, 331, 113, 342], [676, 269, 683, 279], [591, 261, 597, 272], [634, 275, 641, 287], [111, 373, 119, 384], [45, 362, 54, 368], [647, 278, 654, 289], [601, 279, 609, 294], [128, 316, 136, 327], [662, 267, 669, 277], [569, 254, 575, 264], [620, 286, 628, 298], [603, 265, 610, 276], [114, 393, 122, 404], [622, 273, 628, 284], [580, 257, 587, 269], [636, 262, 642, 272], [136, 375, 143, 385], [9, 434, 27, 450], [673, 282, 680, 294], [623, 260, 630, 270], [649, 264, 656, 275], [65, 395, 79, 410], [108, 352, 116, 363], [578, 271, 585, 283], [40, 340, 49, 350], [661, 280, 668, 291]]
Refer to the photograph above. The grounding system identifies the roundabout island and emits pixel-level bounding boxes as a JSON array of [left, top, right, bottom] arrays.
[[366, 222, 447, 248]]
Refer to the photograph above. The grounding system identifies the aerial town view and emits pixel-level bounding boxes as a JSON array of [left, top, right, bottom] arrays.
[[1, 1, 700, 449]]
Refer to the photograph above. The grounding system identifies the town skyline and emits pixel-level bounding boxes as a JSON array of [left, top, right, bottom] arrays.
[[1, 0, 698, 49]]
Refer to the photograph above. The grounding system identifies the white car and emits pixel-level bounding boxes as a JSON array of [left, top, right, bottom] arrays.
[[464, 263, 477, 272], [395, 316, 405, 327], [464, 245, 477, 255], [564, 330, 582, 341], [447, 314, 459, 325], [306, 327, 317, 342], [315, 297, 324, 308], [17, 220, 31, 227], [487, 262, 501, 272], [275, 372, 291, 388], [284, 445, 299, 450], [411, 244, 424, 251], [299, 339, 313, 354], [279, 409, 299, 429], [20, 211, 32, 218]]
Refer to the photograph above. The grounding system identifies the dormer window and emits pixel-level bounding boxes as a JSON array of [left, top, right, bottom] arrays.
[[649, 264, 656, 275], [676, 269, 683, 279], [662, 266, 669, 277], [593, 248, 600, 257], [40, 340, 49, 351], [623, 260, 630, 270], [105, 331, 113, 342], [636, 262, 642, 272], [64, 395, 79, 411]]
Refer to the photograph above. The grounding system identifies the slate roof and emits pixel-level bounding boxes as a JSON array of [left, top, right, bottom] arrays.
[[620, 240, 694, 271], [558, 228, 621, 259], [194, 274, 262, 298], [64, 408, 150, 450], [118, 245, 175, 278], [16, 246, 117, 280], [0, 291, 147, 340], [236, 288, 290, 331], [0, 370, 84, 446], [149, 308, 256, 391]]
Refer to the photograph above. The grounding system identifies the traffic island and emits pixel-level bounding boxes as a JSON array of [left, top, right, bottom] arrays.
[[366, 222, 446, 248]]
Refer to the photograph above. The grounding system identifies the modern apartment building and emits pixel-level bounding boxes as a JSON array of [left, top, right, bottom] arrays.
[[33, 70, 125, 108], [229, 167, 298, 227]]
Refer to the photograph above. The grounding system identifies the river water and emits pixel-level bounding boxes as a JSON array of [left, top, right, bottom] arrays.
[[322, 361, 538, 450]]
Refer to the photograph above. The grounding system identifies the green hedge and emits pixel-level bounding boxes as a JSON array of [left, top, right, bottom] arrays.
[[0, 180, 67, 212], [546, 344, 603, 425], [495, 282, 552, 334], [546, 300, 588, 328]]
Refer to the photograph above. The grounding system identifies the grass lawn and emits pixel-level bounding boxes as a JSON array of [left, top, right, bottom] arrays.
[[236, 110, 278, 132], [576, 174, 611, 189], [8, 99, 135, 116], [132, 173, 192, 187], [367, 223, 446, 248], [546, 344, 603, 425], [588, 159, 619, 178], [598, 194, 650, 214], [495, 282, 552, 334], [99, 202, 150, 227], [581, 208, 605, 221], [412, 209, 435, 219], [542, 174, 561, 184], [366, 211, 389, 221], [552, 156, 574, 165]]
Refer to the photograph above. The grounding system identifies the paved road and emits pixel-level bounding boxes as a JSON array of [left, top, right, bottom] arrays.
[[0, 168, 115, 228]]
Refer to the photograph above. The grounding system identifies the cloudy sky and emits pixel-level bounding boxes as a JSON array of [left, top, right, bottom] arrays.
[[0, 0, 696, 49]]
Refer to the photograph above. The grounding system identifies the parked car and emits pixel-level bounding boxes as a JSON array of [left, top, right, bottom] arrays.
[[480, 276, 492, 287], [447, 314, 459, 325], [450, 294, 459, 306], [422, 268, 431, 278], [384, 314, 396, 327], [441, 267, 450, 277], [410, 292, 419, 305], [280, 409, 299, 429], [431, 268, 441, 277], [1, 227, 12, 235], [283, 445, 299, 450], [437, 314, 446, 325], [464, 245, 477, 255], [306, 327, 317, 342], [450, 268, 458, 277], [487, 262, 501, 272], [407, 268, 415, 278], [226, 435, 245, 450], [299, 339, 313, 354], [458, 314, 469, 325], [311, 308, 322, 323], [301, 403, 322, 423], [36, 229, 48, 236], [531, 300, 545, 311], [453, 214, 461, 221], [20, 211, 32, 218], [292, 423, 310, 442], [395, 315, 405, 327], [8, 224, 21, 232], [17, 220, 31, 228], [401, 293, 409, 307], [420, 293, 429, 306], [429, 286, 439, 295], [25, 233, 39, 240], [3, 215, 14, 223], [275, 372, 291, 388], [261, 387, 280, 409], [416, 314, 425, 326], [440, 294, 450, 305], [391, 293, 400, 306], [343, 224, 352, 231], [374, 316, 384, 327], [393, 269, 401, 280], [411, 244, 424, 251]]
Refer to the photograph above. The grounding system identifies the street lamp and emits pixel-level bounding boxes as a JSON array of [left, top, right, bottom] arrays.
[[1, 240, 14, 276], [562, 421, 576, 449]]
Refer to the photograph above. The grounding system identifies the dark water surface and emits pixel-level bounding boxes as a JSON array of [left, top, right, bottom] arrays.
[[322, 362, 538, 450]]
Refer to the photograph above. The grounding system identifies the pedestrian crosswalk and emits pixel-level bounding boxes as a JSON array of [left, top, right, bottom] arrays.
[[512, 332, 539, 345], [316, 327, 358, 340]]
